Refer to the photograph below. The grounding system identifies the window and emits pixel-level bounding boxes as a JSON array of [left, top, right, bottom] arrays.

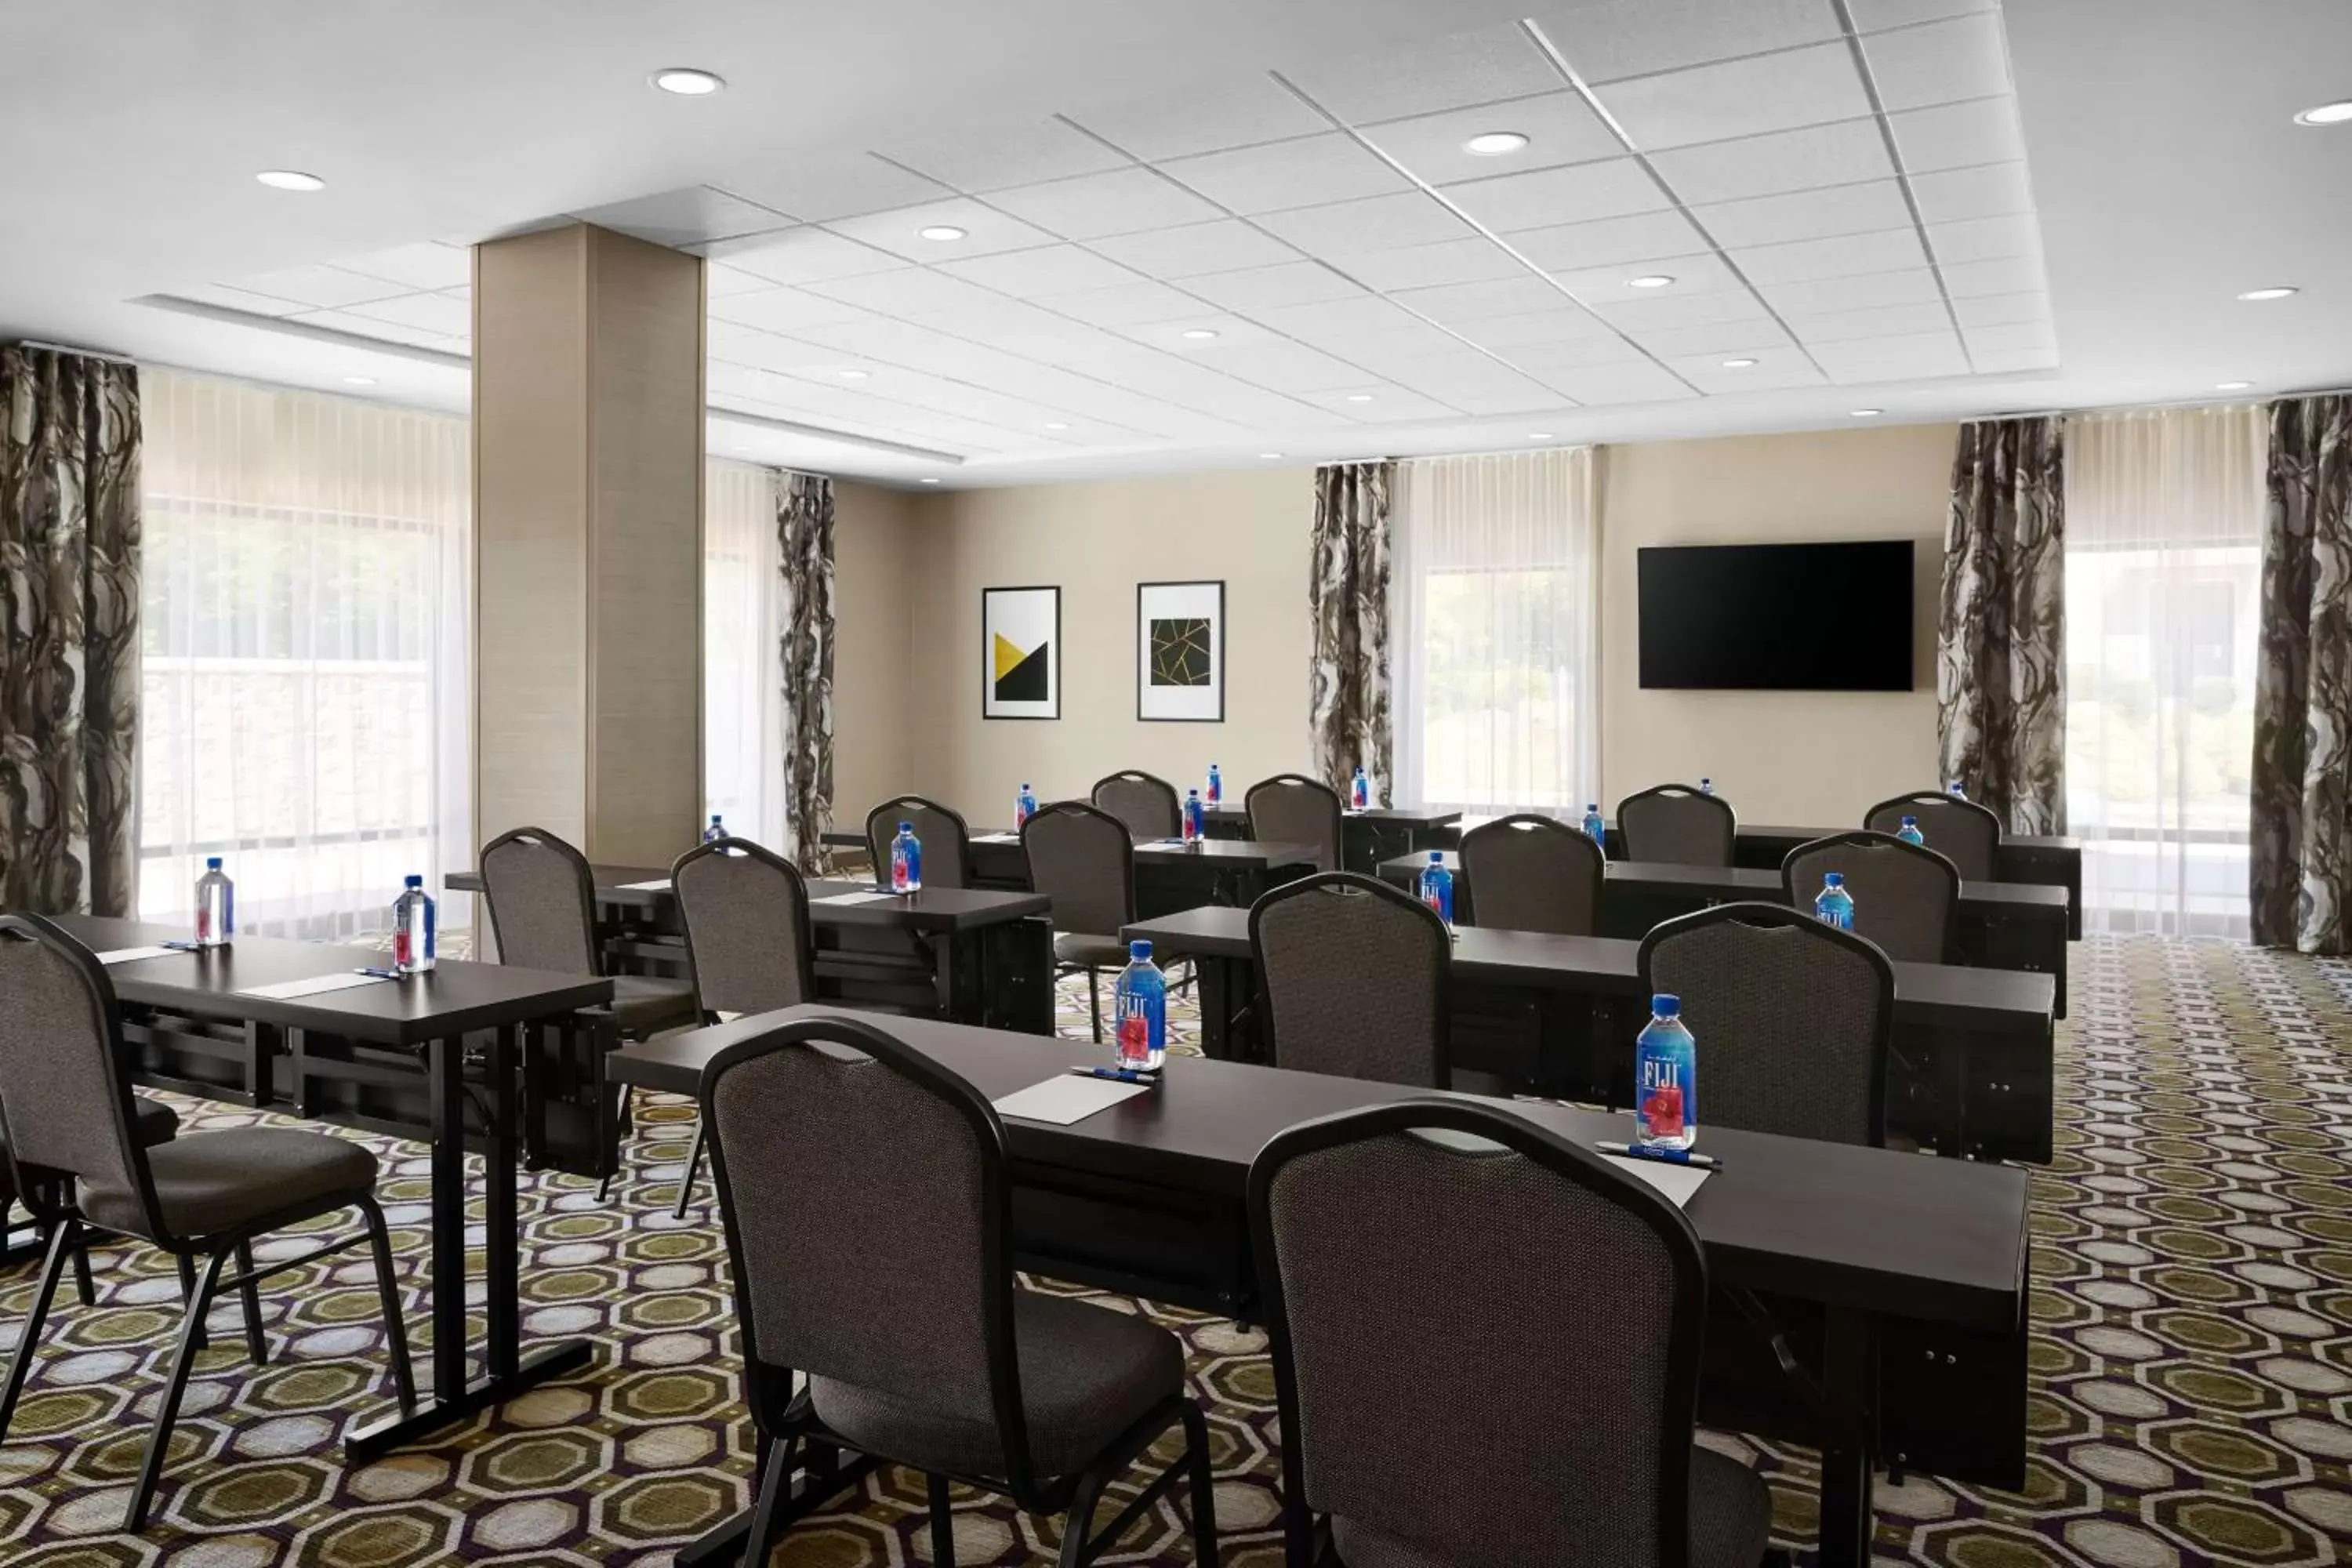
[[702, 459, 787, 846]]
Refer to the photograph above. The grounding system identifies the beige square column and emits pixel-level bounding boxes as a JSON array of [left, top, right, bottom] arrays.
[[472, 223, 706, 866]]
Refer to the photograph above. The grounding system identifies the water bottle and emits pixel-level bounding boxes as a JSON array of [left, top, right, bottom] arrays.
[[1182, 788, 1205, 844], [890, 822, 923, 893], [394, 875, 437, 975], [1112, 939, 1167, 1071], [702, 813, 726, 844], [1634, 993, 1696, 1151], [1350, 766, 1370, 809], [1815, 871, 1855, 931], [1582, 803, 1607, 858], [194, 858, 234, 947], [1206, 764, 1222, 806], [1015, 782, 1037, 829], [1699, 777, 1714, 796], [1418, 851, 1454, 927], [1947, 780, 1967, 799], [1896, 815, 1926, 848]]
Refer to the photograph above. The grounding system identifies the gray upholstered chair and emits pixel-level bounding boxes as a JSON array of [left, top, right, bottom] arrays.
[[1865, 791, 2003, 883], [1247, 773, 1345, 873], [1639, 902, 1893, 1148], [1248, 873, 1450, 1088], [1781, 830, 1961, 966], [1092, 771, 1181, 841], [1247, 1096, 1773, 1568], [866, 796, 973, 890], [703, 1014, 1217, 1568], [1022, 800, 1137, 1041], [1617, 783, 1737, 866], [0, 915, 414, 1533], [1459, 812, 1606, 935], [3, 1091, 179, 1311]]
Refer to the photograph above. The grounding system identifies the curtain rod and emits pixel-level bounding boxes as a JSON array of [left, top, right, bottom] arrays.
[[1970, 384, 2352, 423], [6, 337, 138, 365]]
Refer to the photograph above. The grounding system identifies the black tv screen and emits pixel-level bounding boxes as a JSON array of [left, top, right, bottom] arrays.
[[1638, 540, 1915, 691]]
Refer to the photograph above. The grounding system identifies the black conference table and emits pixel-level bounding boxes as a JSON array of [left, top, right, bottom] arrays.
[[1125, 905, 2060, 1163], [1200, 802, 1461, 873], [821, 826, 1319, 913], [445, 867, 1057, 1035], [49, 915, 612, 1462], [609, 1004, 2030, 1568]]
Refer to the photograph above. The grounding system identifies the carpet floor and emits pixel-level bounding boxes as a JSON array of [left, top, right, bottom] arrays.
[[0, 936, 2347, 1565]]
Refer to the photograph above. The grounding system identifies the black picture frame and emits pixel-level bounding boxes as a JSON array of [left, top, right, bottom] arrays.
[[982, 585, 1061, 720], [1136, 579, 1225, 724]]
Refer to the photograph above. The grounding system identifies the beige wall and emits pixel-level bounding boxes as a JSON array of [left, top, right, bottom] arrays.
[[831, 480, 920, 823]]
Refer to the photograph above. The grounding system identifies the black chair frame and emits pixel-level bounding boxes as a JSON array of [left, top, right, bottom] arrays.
[[1458, 811, 1606, 934], [1023, 799, 1141, 1043], [1779, 829, 1964, 966], [1246, 871, 1456, 1090], [1616, 782, 1738, 863]]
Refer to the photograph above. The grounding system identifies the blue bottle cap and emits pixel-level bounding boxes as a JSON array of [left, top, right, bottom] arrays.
[[898, 820, 914, 833], [405, 874, 423, 887], [205, 856, 223, 869], [1901, 815, 1918, 827], [1651, 993, 1681, 1017], [1188, 788, 1200, 797], [1129, 939, 1152, 960], [1824, 872, 1845, 887], [709, 813, 721, 822], [1586, 802, 1599, 811], [1020, 782, 1030, 789], [1428, 851, 1443, 863]]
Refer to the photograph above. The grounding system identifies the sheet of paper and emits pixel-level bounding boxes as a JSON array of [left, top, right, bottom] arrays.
[[95, 946, 179, 966], [238, 972, 396, 1000], [815, 890, 899, 906], [1605, 1154, 1711, 1209], [971, 832, 1020, 844], [616, 878, 673, 891], [993, 1075, 1151, 1126]]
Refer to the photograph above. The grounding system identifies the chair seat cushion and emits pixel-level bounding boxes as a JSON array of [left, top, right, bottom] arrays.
[[1054, 933, 1129, 970], [809, 1290, 1183, 1479], [604, 975, 700, 1036], [81, 1127, 379, 1242]]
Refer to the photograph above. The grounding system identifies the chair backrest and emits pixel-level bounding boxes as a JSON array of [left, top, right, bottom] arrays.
[[866, 797, 971, 891], [1091, 771, 1181, 841], [1616, 783, 1737, 866], [0, 916, 165, 1238], [1458, 814, 1605, 936], [702, 1014, 1036, 1492], [1247, 773, 1344, 873], [1638, 902, 1893, 1148], [1249, 1098, 1707, 1568], [480, 826, 601, 975], [1021, 800, 1134, 938], [1249, 873, 1450, 1088], [672, 837, 817, 1019], [1864, 791, 2003, 883], [1781, 830, 1961, 965]]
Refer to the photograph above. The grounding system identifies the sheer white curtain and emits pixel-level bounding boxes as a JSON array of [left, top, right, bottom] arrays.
[[1391, 447, 1599, 812], [2064, 407, 2267, 938], [139, 368, 473, 938], [704, 459, 789, 848]]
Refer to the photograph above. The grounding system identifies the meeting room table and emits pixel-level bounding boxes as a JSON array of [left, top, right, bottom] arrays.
[[1200, 802, 1461, 873], [821, 826, 1320, 913]]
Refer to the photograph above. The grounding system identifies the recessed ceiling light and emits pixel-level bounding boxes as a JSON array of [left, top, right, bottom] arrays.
[[652, 68, 725, 96], [1527, 432, 1555, 441], [1851, 408, 1883, 418], [918, 225, 967, 242], [255, 170, 325, 192], [1720, 358, 1759, 368], [1044, 421, 1070, 430], [837, 368, 869, 380], [1345, 394, 1375, 403], [1260, 452, 1284, 459], [1627, 274, 1675, 289], [1464, 132, 1530, 156], [920, 477, 941, 485], [2238, 286, 2299, 301], [2294, 100, 2352, 126], [2216, 380, 2253, 391], [342, 376, 376, 386], [1181, 328, 1220, 340]]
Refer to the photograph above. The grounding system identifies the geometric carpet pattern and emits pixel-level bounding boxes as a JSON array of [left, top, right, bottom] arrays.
[[0, 936, 2347, 1564]]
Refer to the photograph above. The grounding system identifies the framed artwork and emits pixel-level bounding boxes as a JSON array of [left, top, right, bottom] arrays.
[[1137, 579, 1225, 722], [982, 586, 1060, 720]]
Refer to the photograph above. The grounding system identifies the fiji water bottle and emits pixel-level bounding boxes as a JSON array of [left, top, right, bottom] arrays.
[[1350, 766, 1370, 809], [1015, 782, 1037, 829], [394, 875, 437, 975], [1815, 871, 1855, 931], [1206, 764, 1222, 806], [1699, 777, 1714, 796], [1582, 803, 1607, 858], [1634, 994, 1696, 1151], [1418, 851, 1454, 927], [702, 813, 726, 844], [1947, 780, 1967, 799], [1183, 788, 1205, 844], [194, 858, 234, 948], [1896, 815, 1926, 847], [890, 822, 923, 893], [1112, 940, 1167, 1070]]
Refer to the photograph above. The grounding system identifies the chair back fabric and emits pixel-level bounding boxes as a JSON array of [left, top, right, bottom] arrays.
[[1864, 791, 2003, 883], [1091, 771, 1181, 841], [1616, 784, 1737, 866], [0, 916, 163, 1236], [1458, 814, 1604, 936], [672, 837, 817, 1018], [1247, 773, 1344, 873], [1249, 873, 1450, 1087], [1249, 1098, 1706, 1568], [1639, 902, 1893, 1147], [1021, 801, 1134, 939], [1782, 830, 1961, 964], [702, 1014, 1033, 1486], [865, 797, 971, 891], [480, 826, 601, 975]]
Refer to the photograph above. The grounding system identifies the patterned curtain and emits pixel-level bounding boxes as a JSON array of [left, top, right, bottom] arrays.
[[2250, 395, 2352, 953], [0, 347, 141, 916], [777, 470, 836, 875], [1308, 461, 1396, 800], [1937, 416, 2067, 834]]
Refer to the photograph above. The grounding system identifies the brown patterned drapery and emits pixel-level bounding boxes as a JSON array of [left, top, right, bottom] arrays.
[[1936, 416, 2067, 835], [0, 347, 141, 916], [2251, 395, 2352, 954], [777, 470, 836, 876], [1308, 461, 1395, 801]]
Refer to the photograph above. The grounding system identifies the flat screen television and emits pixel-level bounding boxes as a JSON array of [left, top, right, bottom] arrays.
[[1637, 540, 1915, 691]]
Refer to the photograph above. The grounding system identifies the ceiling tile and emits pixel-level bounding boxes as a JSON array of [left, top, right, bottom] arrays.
[[1952, 290, 2049, 328], [1112, 314, 1284, 354], [1691, 180, 1915, 247], [1250, 295, 1428, 343], [1909, 162, 2033, 225], [169, 281, 310, 318], [1785, 301, 1955, 343], [1033, 278, 1211, 326], [823, 198, 1059, 261], [1554, 252, 1742, 297], [334, 242, 472, 290], [989, 168, 1224, 239], [1809, 330, 1969, 382], [1283, 24, 1564, 123], [1181, 261, 1367, 313], [706, 263, 775, 298], [707, 322, 855, 372], [1161, 133, 1409, 214], [1495, 332, 1650, 370], [1301, 384, 1470, 422], [714, 155, 950, 222], [1089, 220, 1303, 279], [1730, 226, 1930, 283], [1666, 350, 1828, 392], [1358, 93, 1624, 185], [1458, 307, 1621, 350], [1593, 287, 1773, 331], [800, 268, 1012, 315], [231, 264, 412, 310], [572, 185, 793, 246], [1388, 274, 1573, 325], [903, 299, 1134, 361], [1537, 361, 1700, 405], [1537, 0, 1844, 83], [1439, 158, 1671, 233], [875, 117, 1128, 191], [1847, 0, 1991, 27], [1191, 339, 1374, 393], [935, 243, 1143, 297], [1066, 78, 1332, 161], [1510, 208, 1710, 270], [346, 291, 473, 336], [1627, 317, 1796, 357], [1445, 383, 1575, 416], [695, 227, 910, 285], [1963, 320, 2056, 354], [1759, 267, 1944, 315], [286, 310, 452, 349], [1257, 192, 1472, 256], [710, 286, 877, 334], [1593, 43, 1871, 151], [1300, 321, 1470, 365], [1333, 237, 1526, 292], [1860, 12, 2013, 111], [1967, 344, 2058, 374], [1939, 253, 2043, 297], [1927, 212, 2040, 265], [1646, 119, 1896, 206], [1364, 346, 1526, 388], [1887, 97, 2025, 173]]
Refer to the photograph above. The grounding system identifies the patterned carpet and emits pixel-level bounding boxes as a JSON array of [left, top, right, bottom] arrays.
[[2, 937, 2349, 1565]]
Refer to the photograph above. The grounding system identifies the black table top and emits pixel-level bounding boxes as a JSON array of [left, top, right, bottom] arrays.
[[1203, 804, 1461, 829], [1454, 812, 2080, 857], [445, 868, 1050, 932], [1382, 852, 2072, 916], [49, 916, 612, 1047], [611, 1004, 2027, 1331]]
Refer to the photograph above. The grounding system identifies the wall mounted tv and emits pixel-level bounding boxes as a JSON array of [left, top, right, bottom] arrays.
[[1637, 539, 1915, 691]]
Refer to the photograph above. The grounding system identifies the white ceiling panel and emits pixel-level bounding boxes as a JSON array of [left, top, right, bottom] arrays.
[[169, 282, 310, 318], [1160, 133, 1409, 213], [1065, 78, 1332, 161], [1446, 383, 1573, 416], [1665, 350, 1828, 392], [1626, 317, 1796, 357], [1335, 238, 1528, 292], [1730, 226, 1930, 283], [935, 243, 1144, 298], [800, 268, 1013, 316], [1256, 192, 1472, 256], [1366, 345, 1527, 387], [1758, 267, 1945, 315], [1552, 252, 1742, 300], [695, 227, 910, 285], [823, 198, 1059, 261], [1593, 43, 1872, 151], [1292, 321, 1468, 365], [1846, 0, 1991, 28], [1909, 162, 2034, 225], [1967, 345, 2058, 375], [905, 301, 1138, 362], [1250, 293, 1429, 342], [1283, 24, 1564, 123], [1300, 385, 1469, 422], [231, 264, 412, 310], [1112, 314, 1284, 354], [1644, 119, 1897, 205], [1459, 307, 1622, 350], [287, 310, 452, 349], [1690, 180, 1915, 248], [1939, 254, 2044, 298], [708, 325, 861, 372], [346, 291, 474, 336], [1784, 301, 1955, 343], [1358, 94, 1624, 186], [715, 155, 950, 223], [709, 286, 877, 334], [1495, 332, 1651, 371], [1439, 158, 1671, 233], [1192, 339, 1376, 393], [1536, 361, 1700, 405], [1089, 220, 1303, 279], [989, 168, 1225, 239], [1593, 287, 1773, 331], [1963, 320, 2056, 354], [1180, 261, 1367, 313], [877, 117, 1128, 191], [335, 242, 473, 290], [1860, 13, 2013, 112], [1033, 278, 1214, 326], [1510, 210, 1710, 274], [706, 263, 775, 298], [1927, 212, 2041, 265], [1809, 330, 1969, 381], [572, 186, 793, 246], [1388, 274, 1574, 325], [1537, 0, 1843, 84], [1886, 97, 2025, 173], [1952, 291, 2050, 328]]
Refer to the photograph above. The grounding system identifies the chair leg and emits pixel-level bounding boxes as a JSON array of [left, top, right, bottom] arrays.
[[742, 1432, 800, 1567], [1180, 1399, 1219, 1566], [358, 1195, 417, 1410], [1087, 969, 1103, 1044], [234, 1242, 268, 1366], [54, 1193, 96, 1308], [672, 1120, 708, 1221], [126, 1248, 228, 1532], [1058, 1465, 1109, 1568], [597, 1082, 633, 1203], [928, 1472, 957, 1568], [175, 1254, 209, 1351], [0, 1220, 77, 1440]]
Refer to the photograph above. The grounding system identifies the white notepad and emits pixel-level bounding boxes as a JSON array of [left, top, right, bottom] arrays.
[[617, 878, 673, 891], [1604, 1155, 1710, 1209], [816, 890, 899, 906], [971, 832, 1020, 844], [95, 946, 179, 966], [238, 972, 395, 1000], [993, 1075, 1151, 1126]]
